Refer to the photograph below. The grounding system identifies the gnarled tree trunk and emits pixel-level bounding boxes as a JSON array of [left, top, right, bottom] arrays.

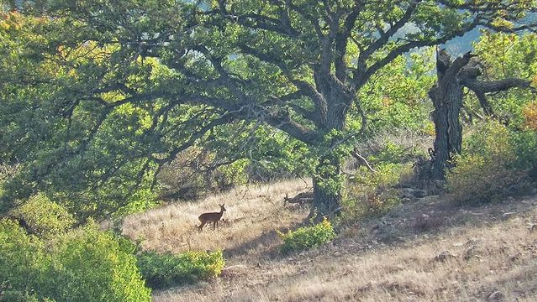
[[308, 68, 354, 221], [428, 51, 473, 180], [427, 50, 533, 180], [311, 153, 342, 222]]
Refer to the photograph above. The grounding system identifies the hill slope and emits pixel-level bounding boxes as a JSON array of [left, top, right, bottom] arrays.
[[122, 180, 537, 302]]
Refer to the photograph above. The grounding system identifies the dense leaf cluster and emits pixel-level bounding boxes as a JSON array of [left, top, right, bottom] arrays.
[[277, 218, 336, 254], [137, 250, 225, 289], [0, 220, 151, 302], [0, 0, 535, 218]]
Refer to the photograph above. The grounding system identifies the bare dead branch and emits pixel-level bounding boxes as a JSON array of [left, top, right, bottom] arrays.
[[351, 147, 377, 173]]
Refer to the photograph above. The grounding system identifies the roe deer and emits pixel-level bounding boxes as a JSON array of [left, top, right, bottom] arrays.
[[283, 192, 313, 206], [198, 204, 226, 231]]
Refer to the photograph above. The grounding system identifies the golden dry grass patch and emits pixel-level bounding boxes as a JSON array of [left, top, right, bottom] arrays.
[[152, 197, 537, 302], [122, 179, 311, 256]]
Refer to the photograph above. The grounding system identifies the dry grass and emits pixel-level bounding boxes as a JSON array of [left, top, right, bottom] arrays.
[[122, 179, 311, 261], [123, 180, 537, 302]]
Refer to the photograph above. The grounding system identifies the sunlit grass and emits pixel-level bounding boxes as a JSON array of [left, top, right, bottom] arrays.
[[123, 179, 537, 302]]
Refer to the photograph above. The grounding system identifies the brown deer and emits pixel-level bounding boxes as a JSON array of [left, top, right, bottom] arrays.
[[283, 192, 314, 206], [198, 204, 226, 231]]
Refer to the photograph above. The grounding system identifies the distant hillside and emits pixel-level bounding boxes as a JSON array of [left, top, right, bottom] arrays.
[[444, 28, 481, 54], [445, 14, 537, 55]]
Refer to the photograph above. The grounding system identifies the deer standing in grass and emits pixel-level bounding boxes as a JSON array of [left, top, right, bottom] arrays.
[[198, 204, 226, 231]]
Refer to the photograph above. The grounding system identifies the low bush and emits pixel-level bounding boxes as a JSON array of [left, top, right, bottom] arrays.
[[0, 290, 43, 302], [137, 250, 225, 289], [0, 219, 46, 299], [277, 218, 336, 255], [44, 224, 151, 302], [371, 142, 407, 164], [447, 153, 525, 203], [522, 101, 537, 131], [447, 121, 533, 203], [512, 128, 537, 180], [0, 219, 151, 302], [345, 163, 411, 219]]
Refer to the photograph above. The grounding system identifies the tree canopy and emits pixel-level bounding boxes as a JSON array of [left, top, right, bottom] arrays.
[[1, 0, 536, 219]]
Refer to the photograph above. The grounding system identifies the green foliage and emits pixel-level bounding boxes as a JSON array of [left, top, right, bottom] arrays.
[[1, 1, 535, 220], [0, 290, 43, 302], [9, 193, 75, 237], [113, 188, 159, 218], [358, 49, 435, 134], [215, 159, 249, 188], [243, 127, 316, 182], [157, 129, 316, 201], [511, 129, 537, 177], [463, 121, 514, 161], [345, 163, 410, 218], [137, 250, 225, 289], [370, 142, 407, 164], [522, 101, 537, 131], [43, 224, 150, 302], [447, 121, 533, 203], [0, 219, 47, 299], [204, 123, 317, 184], [0, 220, 151, 302], [277, 218, 336, 255], [472, 32, 537, 127]]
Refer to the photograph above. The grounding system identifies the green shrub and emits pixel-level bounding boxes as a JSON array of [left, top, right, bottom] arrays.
[[0, 290, 43, 302], [447, 122, 531, 203], [372, 142, 407, 164], [277, 218, 336, 255], [447, 154, 525, 203], [522, 101, 537, 131], [9, 193, 75, 237], [511, 130, 537, 180], [43, 224, 151, 302], [137, 250, 225, 289], [463, 121, 514, 161], [0, 220, 151, 302], [345, 163, 410, 218], [0, 219, 47, 299]]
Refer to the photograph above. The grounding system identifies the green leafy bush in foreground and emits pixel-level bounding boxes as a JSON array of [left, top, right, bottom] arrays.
[[137, 250, 225, 289], [0, 219, 46, 300], [0, 220, 151, 302], [277, 218, 336, 255]]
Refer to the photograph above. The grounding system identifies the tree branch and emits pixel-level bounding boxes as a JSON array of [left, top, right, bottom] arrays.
[[351, 147, 377, 173]]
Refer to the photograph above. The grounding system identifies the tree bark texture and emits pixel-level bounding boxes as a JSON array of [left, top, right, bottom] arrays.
[[308, 69, 354, 220], [428, 50, 533, 180], [428, 52, 473, 180], [311, 154, 342, 222]]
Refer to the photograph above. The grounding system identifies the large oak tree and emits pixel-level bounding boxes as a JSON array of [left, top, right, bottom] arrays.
[[1, 0, 536, 219]]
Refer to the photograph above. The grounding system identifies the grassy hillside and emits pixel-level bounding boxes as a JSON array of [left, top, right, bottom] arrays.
[[122, 179, 311, 261], [122, 180, 537, 302]]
